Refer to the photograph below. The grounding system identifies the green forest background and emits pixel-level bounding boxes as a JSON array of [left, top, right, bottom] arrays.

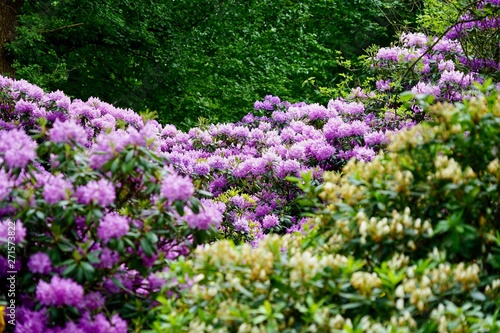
[[1, 0, 427, 128]]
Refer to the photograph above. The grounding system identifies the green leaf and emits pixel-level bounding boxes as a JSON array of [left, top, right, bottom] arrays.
[[80, 261, 95, 274], [125, 149, 135, 162], [140, 237, 156, 257], [175, 200, 185, 216], [399, 91, 415, 102], [63, 263, 78, 276]]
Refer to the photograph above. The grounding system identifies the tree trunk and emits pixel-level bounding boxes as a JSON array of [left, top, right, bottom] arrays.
[[0, 0, 23, 77]]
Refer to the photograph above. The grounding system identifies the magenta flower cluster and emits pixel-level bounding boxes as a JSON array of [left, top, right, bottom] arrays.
[[36, 276, 84, 307]]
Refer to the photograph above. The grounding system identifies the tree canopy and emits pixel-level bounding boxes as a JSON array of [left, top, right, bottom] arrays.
[[3, 0, 421, 127]]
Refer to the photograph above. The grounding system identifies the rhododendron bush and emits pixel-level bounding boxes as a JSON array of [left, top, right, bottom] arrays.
[[147, 85, 500, 333], [0, 23, 499, 332], [0, 77, 221, 331]]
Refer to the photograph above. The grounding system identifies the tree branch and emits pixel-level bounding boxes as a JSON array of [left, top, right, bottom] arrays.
[[41, 22, 83, 34]]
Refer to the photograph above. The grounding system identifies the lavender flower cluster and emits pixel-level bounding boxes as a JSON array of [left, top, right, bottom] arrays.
[[371, 31, 500, 106], [446, 0, 500, 40]]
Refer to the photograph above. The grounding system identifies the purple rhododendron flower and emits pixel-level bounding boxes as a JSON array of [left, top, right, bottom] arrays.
[[0, 129, 37, 169], [0, 219, 26, 244], [36, 276, 84, 307], [411, 82, 441, 97], [97, 213, 130, 242], [193, 162, 210, 175], [49, 119, 88, 146], [27, 252, 52, 274], [262, 214, 280, 229], [438, 60, 455, 72], [352, 146, 376, 162], [97, 247, 121, 269], [364, 131, 388, 146], [282, 159, 301, 174], [376, 46, 405, 62], [400, 32, 428, 47], [439, 70, 475, 86], [160, 171, 194, 202], [15, 99, 37, 115], [234, 217, 251, 233], [89, 130, 130, 169], [77, 292, 106, 311], [310, 140, 335, 161], [15, 307, 48, 333], [76, 179, 116, 207], [91, 114, 117, 130], [42, 174, 73, 204], [78, 312, 127, 333], [185, 199, 225, 230], [376, 79, 391, 91]]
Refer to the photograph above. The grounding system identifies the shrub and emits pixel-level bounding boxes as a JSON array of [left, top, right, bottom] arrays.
[[0, 76, 220, 332], [147, 85, 500, 332]]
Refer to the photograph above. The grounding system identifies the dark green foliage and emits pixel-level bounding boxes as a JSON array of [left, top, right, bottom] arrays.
[[6, 0, 421, 128]]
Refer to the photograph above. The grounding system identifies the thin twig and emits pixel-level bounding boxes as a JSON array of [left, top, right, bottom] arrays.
[[41, 22, 84, 34]]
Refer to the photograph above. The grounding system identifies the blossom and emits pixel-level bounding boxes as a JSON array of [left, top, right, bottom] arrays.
[[411, 82, 441, 97], [97, 213, 130, 242], [352, 146, 376, 162], [49, 119, 88, 146], [160, 171, 194, 202], [0, 129, 37, 169], [78, 292, 105, 311], [234, 217, 250, 233], [349, 120, 369, 136], [15, 99, 37, 115], [89, 130, 130, 169], [76, 179, 116, 207], [0, 219, 26, 244], [438, 60, 455, 72], [193, 162, 210, 175], [262, 214, 280, 229], [272, 111, 288, 122], [282, 159, 301, 174], [364, 131, 388, 146], [376, 46, 405, 62], [309, 140, 335, 161], [27, 252, 52, 274], [42, 174, 73, 204], [400, 32, 428, 47], [185, 199, 225, 230], [376, 79, 391, 91], [13, 307, 48, 333], [439, 70, 475, 86], [91, 114, 117, 130], [255, 204, 272, 217], [78, 312, 127, 333], [36, 276, 84, 307], [97, 247, 121, 269]]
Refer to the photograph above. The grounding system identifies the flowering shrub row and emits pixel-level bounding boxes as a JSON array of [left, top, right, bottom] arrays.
[[147, 84, 500, 333]]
